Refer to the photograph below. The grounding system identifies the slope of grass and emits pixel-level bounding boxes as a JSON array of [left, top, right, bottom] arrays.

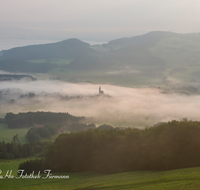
[[0, 124, 29, 144], [1, 159, 200, 190], [0, 159, 26, 175], [29, 58, 73, 66]]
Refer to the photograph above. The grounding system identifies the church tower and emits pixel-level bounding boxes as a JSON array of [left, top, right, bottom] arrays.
[[99, 86, 104, 94]]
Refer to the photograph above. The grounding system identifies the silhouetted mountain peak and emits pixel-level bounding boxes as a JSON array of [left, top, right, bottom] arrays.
[[56, 38, 90, 47]]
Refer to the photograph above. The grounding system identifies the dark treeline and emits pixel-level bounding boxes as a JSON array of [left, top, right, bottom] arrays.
[[26, 123, 97, 143], [0, 74, 37, 81], [69, 123, 96, 132], [26, 123, 59, 143], [5, 111, 85, 128], [19, 120, 200, 174], [0, 135, 51, 159]]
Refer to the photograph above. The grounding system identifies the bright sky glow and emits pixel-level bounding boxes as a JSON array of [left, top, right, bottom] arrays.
[[1, 0, 200, 41]]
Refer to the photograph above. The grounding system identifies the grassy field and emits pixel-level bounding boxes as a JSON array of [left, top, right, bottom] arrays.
[[0, 124, 29, 144], [0, 124, 66, 144], [1, 159, 200, 189], [29, 58, 73, 66], [0, 123, 70, 145]]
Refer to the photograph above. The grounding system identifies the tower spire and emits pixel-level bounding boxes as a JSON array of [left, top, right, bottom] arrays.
[[99, 86, 104, 94]]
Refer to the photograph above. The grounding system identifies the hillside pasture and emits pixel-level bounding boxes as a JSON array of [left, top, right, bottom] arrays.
[[1, 159, 200, 190], [0, 124, 29, 144]]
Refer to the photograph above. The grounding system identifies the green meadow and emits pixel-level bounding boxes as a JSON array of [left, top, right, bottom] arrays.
[[29, 58, 73, 66], [1, 159, 200, 190], [0, 124, 64, 144], [0, 124, 29, 144]]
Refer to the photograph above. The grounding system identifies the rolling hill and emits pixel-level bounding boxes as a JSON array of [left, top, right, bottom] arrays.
[[1, 31, 200, 85]]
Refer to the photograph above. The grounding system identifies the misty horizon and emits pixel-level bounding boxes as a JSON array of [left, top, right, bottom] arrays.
[[1, 1, 200, 42]]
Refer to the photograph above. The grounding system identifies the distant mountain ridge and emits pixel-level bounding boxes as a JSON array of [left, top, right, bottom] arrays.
[[0, 38, 91, 60], [0, 38, 97, 73], [108, 31, 200, 46], [1, 31, 200, 85]]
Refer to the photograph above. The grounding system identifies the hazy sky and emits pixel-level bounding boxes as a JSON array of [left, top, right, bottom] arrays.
[[1, 0, 200, 42]]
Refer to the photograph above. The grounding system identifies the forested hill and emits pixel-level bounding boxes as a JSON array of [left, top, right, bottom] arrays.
[[19, 120, 200, 174], [1, 31, 200, 84], [0, 38, 91, 60], [5, 112, 85, 128], [0, 39, 96, 73], [0, 32, 169, 72], [107, 31, 178, 46]]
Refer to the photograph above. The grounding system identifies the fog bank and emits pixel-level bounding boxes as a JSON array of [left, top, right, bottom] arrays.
[[1, 80, 200, 128]]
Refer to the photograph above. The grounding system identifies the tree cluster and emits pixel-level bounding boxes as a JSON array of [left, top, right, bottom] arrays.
[[0, 74, 37, 81], [26, 123, 97, 143], [0, 135, 51, 159], [5, 111, 85, 128], [68, 123, 96, 132], [26, 123, 59, 143], [19, 120, 200, 174], [18, 159, 45, 174]]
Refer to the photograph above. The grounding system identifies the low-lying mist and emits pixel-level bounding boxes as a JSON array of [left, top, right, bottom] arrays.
[[1, 80, 200, 128]]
